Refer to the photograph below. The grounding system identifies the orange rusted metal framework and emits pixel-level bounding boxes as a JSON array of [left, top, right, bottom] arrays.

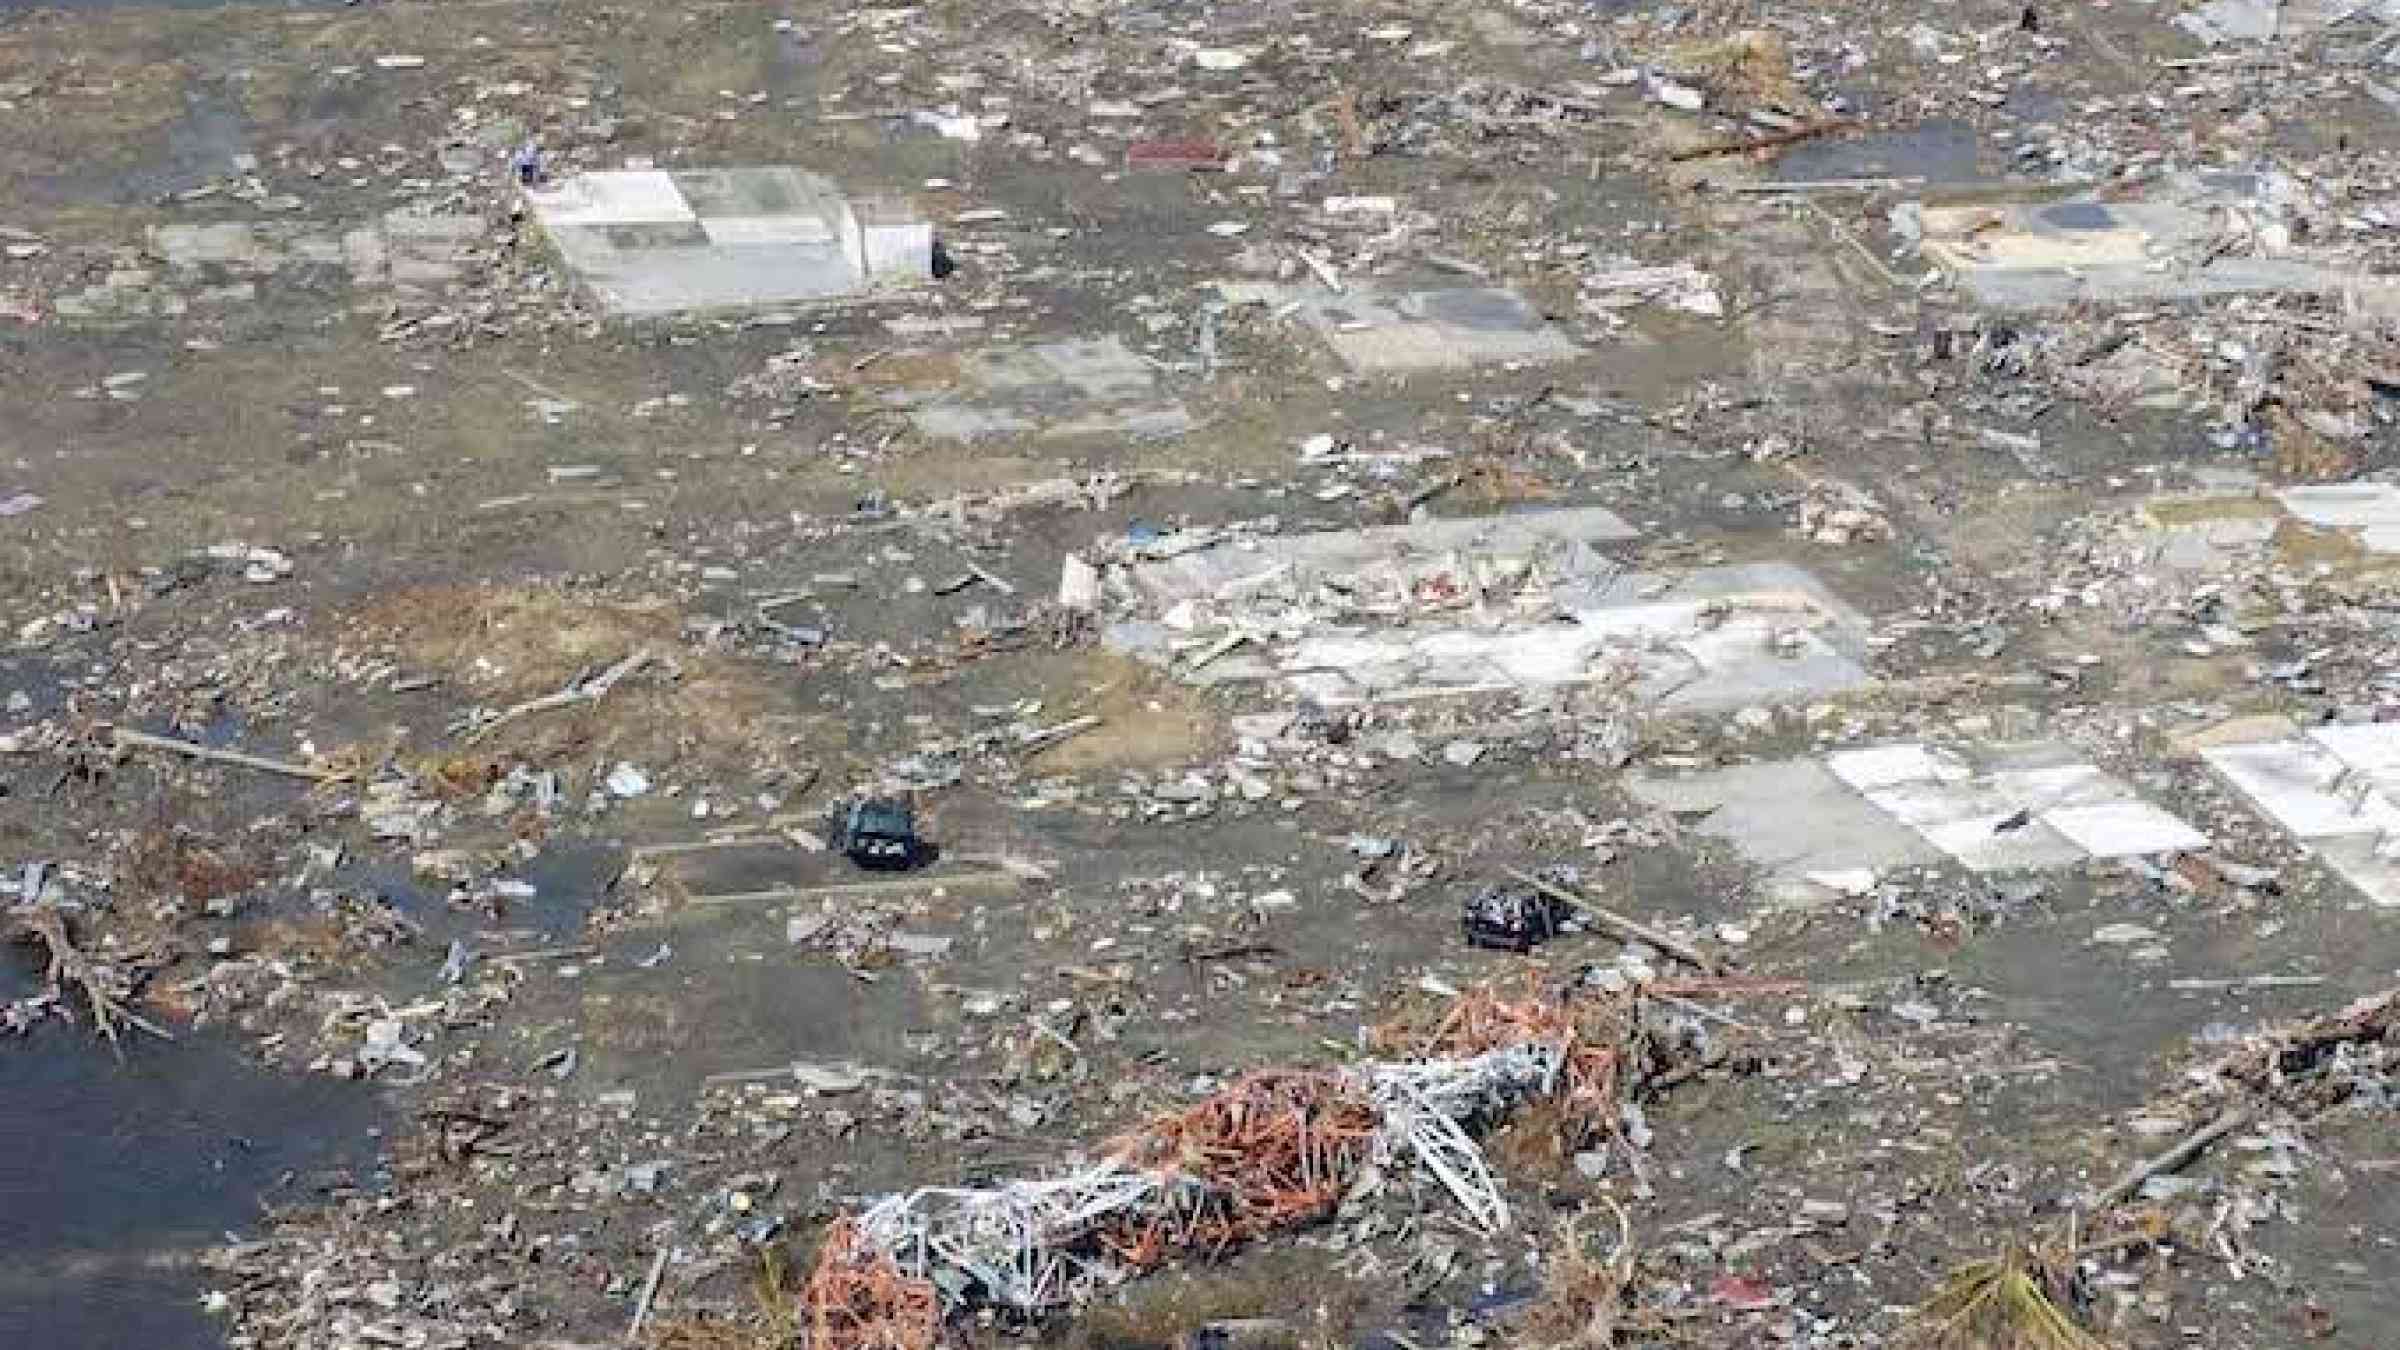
[[801, 974, 1709, 1350]]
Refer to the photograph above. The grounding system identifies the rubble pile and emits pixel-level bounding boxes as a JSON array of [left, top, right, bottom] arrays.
[[2199, 986, 2400, 1117], [805, 976, 1703, 1349]]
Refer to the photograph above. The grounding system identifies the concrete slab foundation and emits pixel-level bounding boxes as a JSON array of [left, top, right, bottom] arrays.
[[2202, 724, 2400, 906], [1634, 740, 2208, 879], [1094, 508, 1876, 711], [1906, 171, 2400, 312], [893, 336, 1195, 441], [524, 167, 930, 316], [2141, 486, 2400, 569], [52, 210, 485, 320], [1219, 280, 1583, 372]]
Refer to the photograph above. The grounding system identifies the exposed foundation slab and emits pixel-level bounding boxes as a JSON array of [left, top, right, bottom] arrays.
[[2141, 486, 2400, 570], [2201, 724, 2400, 908], [525, 167, 930, 316], [1634, 740, 2207, 879], [52, 210, 485, 320], [891, 336, 1195, 441], [1094, 508, 1875, 711], [1906, 172, 2400, 312], [1218, 280, 1583, 372], [1627, 759, 1942, 875]]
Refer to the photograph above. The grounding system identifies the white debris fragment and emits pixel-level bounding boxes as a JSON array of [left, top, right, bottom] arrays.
[[358, 1019, 427, 1076], [1057, 555, 1101, 611], [2091, 922, 2163, 946], [242, 547, 294, 584], [914, 111, 983, 141], [792, 1060, 871, 1095], [1796, 480, 1892, 546], [2173, 0, 2279, 46], [1646, 75, 1706, 110], [1580, 262, 1724, 318]]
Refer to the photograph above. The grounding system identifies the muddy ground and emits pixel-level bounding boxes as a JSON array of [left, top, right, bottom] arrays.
[[4, 0, 2400, 1348]]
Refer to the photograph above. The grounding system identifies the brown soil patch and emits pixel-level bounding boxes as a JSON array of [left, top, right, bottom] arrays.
[[342, 583, 814, 777], [1008, 651, 1227, 775], [353, 583, 684, 700]]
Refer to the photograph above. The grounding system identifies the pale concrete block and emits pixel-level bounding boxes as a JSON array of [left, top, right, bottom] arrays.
[[1825, 743, 1972, 794], [2041, 799, 2208, 857], [2203, 739, 2400, 839]]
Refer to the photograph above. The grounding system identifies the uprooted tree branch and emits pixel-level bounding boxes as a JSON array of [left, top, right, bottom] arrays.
[[4, 903, 174, 1052]]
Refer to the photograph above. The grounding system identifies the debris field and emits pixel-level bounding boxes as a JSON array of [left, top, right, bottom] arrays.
[[4, 1, 2400, 1349]]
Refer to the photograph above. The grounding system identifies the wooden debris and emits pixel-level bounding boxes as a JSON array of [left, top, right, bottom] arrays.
[[1668, 117, 1858, 163], [1506, 868, 1725, 975], [629, 1245, 670, 1339], [12, 904, 174, 1051], [107, 727, 347, 783], [2090, 1106, 2252, 1211], [463, 646, 656, 745]]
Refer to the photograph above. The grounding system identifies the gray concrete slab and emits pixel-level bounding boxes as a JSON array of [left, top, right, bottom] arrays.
[[896, 336, 1195, 442], [1627, 759, 1942, 874], [52, 209, 485, 320], [1909, 171, 2400, 312], [1677, 741, 2207, 878], [1219, 280, 1583, 372]]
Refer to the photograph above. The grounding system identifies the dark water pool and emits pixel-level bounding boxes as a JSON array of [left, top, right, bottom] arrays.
[[0, 1003, 384, 1350]]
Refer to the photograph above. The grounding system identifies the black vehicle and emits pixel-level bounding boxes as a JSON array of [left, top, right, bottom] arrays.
[[836, 797, 922, 870], [1460, 879, 1569, 953]]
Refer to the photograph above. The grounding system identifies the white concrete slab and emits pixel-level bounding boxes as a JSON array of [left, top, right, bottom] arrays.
[[526, 170, 695, 227], [2306, 722, 2400, 774], [527, 166, 927, 316], [2278, 483, 2400, 531], [2312, 834, 2400, 909], [1860, 779, 2018, 830], [1636, 739, 2204, 879], [1918, 813, 2089, 872], [1625, 759, 1942, 874], [2201, 739, 2400, 839], [1664, 621, 1873, 712], [1987, 762, 2120, 807], [2042, 799, 2210, 857], [1825, 743, 1972, 794], [2196, 730, 2400, 908]]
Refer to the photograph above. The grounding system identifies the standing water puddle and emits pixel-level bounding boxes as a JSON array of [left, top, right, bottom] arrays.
[[0, 963, 385, 1348]]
